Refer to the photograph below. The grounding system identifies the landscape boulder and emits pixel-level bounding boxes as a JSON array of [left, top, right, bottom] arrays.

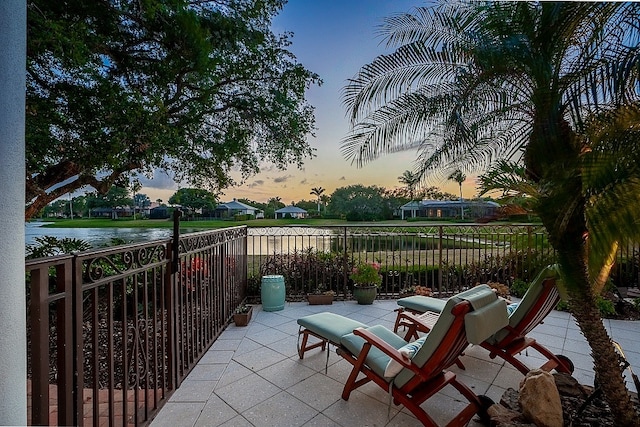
[[518, 369, 563, 427]]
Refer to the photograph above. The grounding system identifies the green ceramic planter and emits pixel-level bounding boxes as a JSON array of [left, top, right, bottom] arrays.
[[353, 284, 377, 305]]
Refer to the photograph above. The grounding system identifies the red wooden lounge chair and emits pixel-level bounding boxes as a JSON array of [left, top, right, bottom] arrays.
[[394, 265, 574, 375], [336, 285, 508, 426]]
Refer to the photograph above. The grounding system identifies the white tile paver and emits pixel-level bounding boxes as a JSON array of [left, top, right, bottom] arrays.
[[150, 300, 640, 426]]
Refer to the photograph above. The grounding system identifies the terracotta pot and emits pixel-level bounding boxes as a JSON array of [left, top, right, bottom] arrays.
[[233, 306, 253, 326], [307, 294, 334, 305], [353, 284, 377, 305]]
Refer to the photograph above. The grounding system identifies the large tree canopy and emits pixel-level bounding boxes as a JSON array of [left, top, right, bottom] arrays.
[[327, 184, 390, 221], [26, 0, 320, 219], [168, 187, 217, 213]]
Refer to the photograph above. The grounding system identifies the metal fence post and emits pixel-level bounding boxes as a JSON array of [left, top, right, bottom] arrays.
[[167, 210, 181, 390], [527, 225, 532, 278], [72, 256, 84, 426], [342, 226, 348, 299], [438, 226, 443, 294]]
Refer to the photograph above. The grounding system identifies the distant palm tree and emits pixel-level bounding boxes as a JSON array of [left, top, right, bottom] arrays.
[[320, 194, 330, 211], [398, 170, 419, 200], [130, 181, 142, 218], [268, 196, 283, 218], [341, 2, 640, 422], [447, 170, 466, 220], [310, 187, 325, 212]]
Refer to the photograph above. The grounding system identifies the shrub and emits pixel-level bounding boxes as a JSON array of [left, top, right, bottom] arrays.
[[556, 299, 569, 312], [596, 296, 616, 317], [259, 249, 351, 295], [440, 250, 556, 293], [345, 210, 362, 221], [510, 278, 530, 298], [350, 262, 382, 287], [26, 236, 92, 259]]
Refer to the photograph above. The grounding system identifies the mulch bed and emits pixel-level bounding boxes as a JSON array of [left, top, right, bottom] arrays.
[[495, 373, 640, 427]]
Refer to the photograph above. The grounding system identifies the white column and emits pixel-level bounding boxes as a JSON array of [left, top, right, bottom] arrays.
[[0, 0, 27, 424]]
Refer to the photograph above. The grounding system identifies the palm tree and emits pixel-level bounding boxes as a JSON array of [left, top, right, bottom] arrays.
[[130, 180, 142, 218], [341, 2, 640, 423], [447, 170, 466, 220], [398, 170, 419, 200], [320, 194, 330, 211], [268, 196, 283, 218], [310, 187, 325, 213]]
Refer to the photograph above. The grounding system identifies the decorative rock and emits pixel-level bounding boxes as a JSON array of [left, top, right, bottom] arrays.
[[553, 372, 588, 397], [518, 369, 563, 427], [500, 388, 521, 412]]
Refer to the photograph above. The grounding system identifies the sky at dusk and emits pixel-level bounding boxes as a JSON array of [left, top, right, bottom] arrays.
[[140, 0, 475, 204]]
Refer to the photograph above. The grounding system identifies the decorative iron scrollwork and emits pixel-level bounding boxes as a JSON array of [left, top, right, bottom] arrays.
[[82, 244, 167, 282]]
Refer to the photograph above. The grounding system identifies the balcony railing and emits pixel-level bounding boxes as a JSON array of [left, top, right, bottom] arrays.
[[247, 224, 638, 298], [26, 216, 247, 426]]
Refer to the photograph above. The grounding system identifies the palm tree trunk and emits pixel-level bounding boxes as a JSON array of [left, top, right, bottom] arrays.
[[568, 289, 638, 426], [554, 227, 639, 425]]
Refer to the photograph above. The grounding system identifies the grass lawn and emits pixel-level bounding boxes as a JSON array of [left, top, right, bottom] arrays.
[[34, 217, 356, 229], [33, 217, 537, 230]]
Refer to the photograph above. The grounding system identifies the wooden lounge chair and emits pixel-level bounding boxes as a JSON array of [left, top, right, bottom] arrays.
[[394, 265, 574, 375], [336, 285, 508, 426]]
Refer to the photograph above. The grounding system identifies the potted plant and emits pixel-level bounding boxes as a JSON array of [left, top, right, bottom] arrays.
[[307, 288, 335, 305], [233, 304, 253, 326], [350, 262, 382, 305]]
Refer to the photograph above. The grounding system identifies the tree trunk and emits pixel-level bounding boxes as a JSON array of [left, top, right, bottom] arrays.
[[529, 110, 639, 424], [553, 222, 639, 425], [567, 287, 638, 426]]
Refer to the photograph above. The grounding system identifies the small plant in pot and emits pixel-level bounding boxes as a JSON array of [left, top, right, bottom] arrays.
[[233, 304, 253, 326], [350, 262, 382, 305], [307, 285, 336, 305]]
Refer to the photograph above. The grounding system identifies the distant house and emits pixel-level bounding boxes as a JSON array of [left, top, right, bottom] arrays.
[[400, 199, 500, 220], [275, 205, 308, 219], [149, 206, 171, 219], [399, 201, 422, 220], [90, 206, 133, 219], [213, 199, 264, 219]]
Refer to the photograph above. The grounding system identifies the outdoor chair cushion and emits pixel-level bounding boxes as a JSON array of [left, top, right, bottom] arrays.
[[488, 265, 560, 344], [397, 295, 447, 313], [340, 325, 408, 380], [383, 336, 427, 378], [297, 312, 366, 345], [395, 285, 504, 388], [464, 298, 508, 344]]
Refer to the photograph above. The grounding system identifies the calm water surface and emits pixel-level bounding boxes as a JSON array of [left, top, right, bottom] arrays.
[[25, 222, 174, 247], [25, 223, 334, 254]]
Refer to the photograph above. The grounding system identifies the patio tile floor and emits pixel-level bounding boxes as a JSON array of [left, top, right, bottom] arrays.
[[150, 300, 640, 427]]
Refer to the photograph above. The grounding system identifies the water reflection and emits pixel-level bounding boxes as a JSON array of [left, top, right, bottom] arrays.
[[25, 223, 335, 255], [26, 222, 173, 247]]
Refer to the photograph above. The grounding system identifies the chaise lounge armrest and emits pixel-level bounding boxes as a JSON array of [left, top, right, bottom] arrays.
[[349, 327, 428, 381]]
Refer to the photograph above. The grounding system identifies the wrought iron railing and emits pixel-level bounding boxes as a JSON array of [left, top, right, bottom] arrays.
[[25, 217, 247, 426], [247, 224, 638, 298]]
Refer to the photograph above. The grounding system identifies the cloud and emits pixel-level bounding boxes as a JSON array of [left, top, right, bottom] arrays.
[[273, 175, 292, 183], [247, 180, 265, 188], [299, 178, 308, 185], [138, 169, 179, 190], [339, 176, 346, 180]]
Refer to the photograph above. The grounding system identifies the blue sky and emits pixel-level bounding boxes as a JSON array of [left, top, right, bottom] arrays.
[[142, 0, 471, 204]]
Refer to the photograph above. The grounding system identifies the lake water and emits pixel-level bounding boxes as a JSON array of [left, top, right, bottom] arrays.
[[25, 222, 174, 247], [25, 223, 335, 255]]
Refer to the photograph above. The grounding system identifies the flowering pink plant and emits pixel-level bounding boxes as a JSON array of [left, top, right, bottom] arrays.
[[350, 262, 382, 287]]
